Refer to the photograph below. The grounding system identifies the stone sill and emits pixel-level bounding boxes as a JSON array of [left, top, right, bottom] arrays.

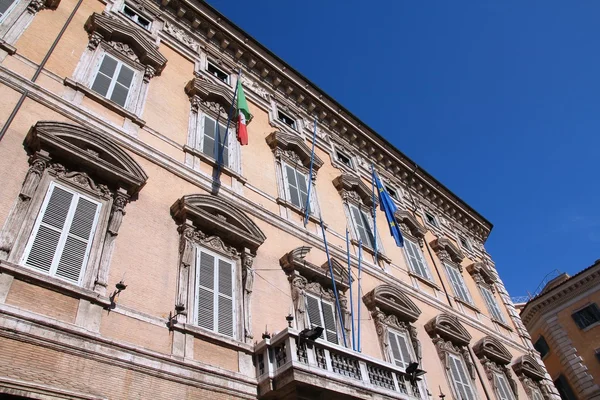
[[583, 321, 600, 332], [455, 297, 481, 314], [408, 271, 441, 290], [64, 77, 146, 128], [0, 39, 16, 55], [0, 259, 110, 308], [172, 323, 253, 354], [276, 197, 321, 224], [350, 239, 391, 264], [182, 145, 247, 184]]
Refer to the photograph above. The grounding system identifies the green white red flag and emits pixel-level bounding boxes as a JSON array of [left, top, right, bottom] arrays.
[[236, 79, 252, 145]]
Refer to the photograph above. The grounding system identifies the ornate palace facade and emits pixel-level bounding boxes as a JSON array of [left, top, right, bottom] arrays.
[[0, 0, 562, 399]]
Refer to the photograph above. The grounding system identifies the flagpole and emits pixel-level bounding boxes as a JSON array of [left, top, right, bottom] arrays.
[[357, 239, 363, 353], [303, 117, 317, 227], [371, 163, 378, 266], [346, 228, 355, 350], [216, 68, 242, 176]]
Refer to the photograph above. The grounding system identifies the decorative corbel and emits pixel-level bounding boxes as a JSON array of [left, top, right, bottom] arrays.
[[241, 248, 255, 341], [289, 273, 308, 328], [87, 31, 103, 50], [409, 325, 423, 365], [460, 346, 476, 380]]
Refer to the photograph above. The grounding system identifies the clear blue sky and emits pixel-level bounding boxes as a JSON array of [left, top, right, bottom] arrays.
[[207, 0, 600, 298]]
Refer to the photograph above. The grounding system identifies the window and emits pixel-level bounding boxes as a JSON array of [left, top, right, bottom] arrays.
[[533, 336, 550, 358], [195, 247, 235, 337], [572, 303, 600, 329], [458, 235, 472, 251], [385, 184, 400, 201], [207, 61, 230, 84], [554, 375, 577, 400], [277, 110, 296, 130], [481, 286, 504, 322], [199, 115, 230, 167], [283, 164, 310, 211], [494, 373, 515, 400], [448, 354, 476, 400], [91, 54, 136, 108], [20, 182, 101, 284], [349, 204, 375, 248], [445, 263, 472, 304], [531, 388, 544, 400], [388, 329, 414, 370], [335, 150, 353, 168], [305, 293, 337, 344], [425, 212, 438, 228], [0, 0, 17, 22], [121, 4, 151, 30], [404, 238, 431, 280]]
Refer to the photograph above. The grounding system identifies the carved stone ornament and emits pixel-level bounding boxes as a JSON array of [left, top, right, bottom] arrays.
[[84, 13, 167, 74], [185, 76, 235, 118], [466, 262, 496, 289], [511, 355, 546, 382], [395, 210, 427, 239], [266, 131, 324, 170], [363, 284, 422, 323], [302, 117, 329, 141], [240, 74, 270, 101], [27, 0, 59, 13], [280, 246, 349, 292], [430, 237, 465, 265], [333, 173, 377, 207], [163, 21, 199, 52]]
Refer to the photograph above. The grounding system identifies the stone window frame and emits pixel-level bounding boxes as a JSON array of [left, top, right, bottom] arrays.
[[332, 173, 388, 262], [466, 261, 510, 327], [430, 237, 476, 309], [425, 313, 478, 400], [511, 355, 554, 400], [473, 336, 519, 400], [170, 194, 266, 345], [0, 121, 147, 301], [0, 0, 60, 54], [280, 246, 351, 347], [266, 130, 324, 222], [65, 12, 167, 127], [183, 75, 245, 180], [395, 210, 437, 284]]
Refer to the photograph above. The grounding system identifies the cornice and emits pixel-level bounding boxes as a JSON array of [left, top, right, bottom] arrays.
[[153, 0, 493, 242], [520, 262, 600, 327]]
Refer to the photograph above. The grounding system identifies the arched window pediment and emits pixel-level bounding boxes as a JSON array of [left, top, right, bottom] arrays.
[[425, 313, 471, 346], [26, 121, 148, 195], [171, 194, 266, 253], [512, 355, 546, 381], [430, 237, 465, 264], [473, 336, 512, 365], [280, 246, 349, 291], [395, 210, 427, 239], [185, 76, 236, 117], [333, 173, 377, 207], [467, 262, 496, 286], [266, 131, 324, 170], [84, 13, 167, 74], [363, 284, 422, 323]]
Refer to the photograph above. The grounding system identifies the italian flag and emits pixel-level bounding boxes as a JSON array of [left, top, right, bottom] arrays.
[[236, 79, 252, 145]]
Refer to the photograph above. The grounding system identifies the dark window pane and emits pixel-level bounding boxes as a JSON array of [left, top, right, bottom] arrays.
[[91, 74, 112, 97], [0, 0, 15, 15], [534, 336, 550, 358], [572, 303, 600, 329], [98, 56, 118, 77], [110, 83, 129, 107], [116, 65, 134, 87], [554, 375, 577, 400]]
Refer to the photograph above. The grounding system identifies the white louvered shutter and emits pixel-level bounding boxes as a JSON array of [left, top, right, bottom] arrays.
[[405, 239, 430, 279], [350, 205, 373, 248], [284, 165, 301, 208], [446, 264, 471, 304], [449, 355, 475, 400], [23, 183, 100, 284], [321, 300, 338, 344], [495, 374, 514, 400], [305, 294, 325, 339], [482, 287, 504, 322], [197, 250, 215, 331], [388, 330, 413, 369], [217, 259, 234, 337], [295, 169, 310, 213]]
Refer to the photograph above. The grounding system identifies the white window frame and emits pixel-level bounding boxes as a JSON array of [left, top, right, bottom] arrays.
[[206, 60, 230, 85], [88, 51, 141, 111], [458, 234, 472, 251], [193, 246, 236, 338], [445, 263, 473, 304], [0, 0, 19, 23], [20, 182, 102, 285], [403, 238, 432, 280], [305, 292, 338, 344], [121, 3, 152, 30], [480, 285, 505, 322], [494, 372, 515, 400], [387, 328, 414, 370], [348, 203, 376, 249], [335, 149, 353, 169], [195, 113, 234, 168], [424, 211, 438, 228], [277, 109, 297, 130], [282, 162, 315, 212], [448, 353, 477, 400]]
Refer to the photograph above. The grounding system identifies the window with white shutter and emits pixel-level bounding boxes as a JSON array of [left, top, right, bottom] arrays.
[[445, 263, 473, 304], [448, 354, 476, 400], [21, 182, 101, 284], [195, 247, 235, 337], [91, 54, 136, 108], [0, 0, 17, 22], [531, 387, 544, 400], [481, 286, 504, 322], [494, 373, 514, 400], [200, 115, 230, 167], [404, 238, 432, 280], [305, 293, 338, 344], [349, 204, 374, 248], [283, 163, 311, 212], [388, 330, 414, 370]]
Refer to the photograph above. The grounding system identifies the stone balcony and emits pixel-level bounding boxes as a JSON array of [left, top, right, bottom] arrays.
[[255, 327, 423, 400]]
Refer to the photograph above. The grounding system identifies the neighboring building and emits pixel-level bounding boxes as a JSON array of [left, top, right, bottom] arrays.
[[520, 260, 600, 400], [0, 0, 560, 399]]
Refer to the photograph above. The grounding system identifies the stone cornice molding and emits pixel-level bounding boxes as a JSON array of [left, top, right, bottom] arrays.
[[473, 336, 512, 365], [363, 284, 421, 323], [520, 261, 600, 326], [157, 0, 492, 242], [425, 313, 471, 346], [265, 131, 324, 170], [185, 76, 234, 116], [394, 210, 427, 239], [430, 237, 464, 265], [25, 121, 148, 195], [512, 355, 545, 381], [467, 262, 496, 287], [279, 246, 349, 292], [84, 13, 167, 74], [333, 174, 377, 207], [170, 194, 266, 253]]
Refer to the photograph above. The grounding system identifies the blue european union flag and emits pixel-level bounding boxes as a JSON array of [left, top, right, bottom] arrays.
[[373, 171, 404, 248]]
